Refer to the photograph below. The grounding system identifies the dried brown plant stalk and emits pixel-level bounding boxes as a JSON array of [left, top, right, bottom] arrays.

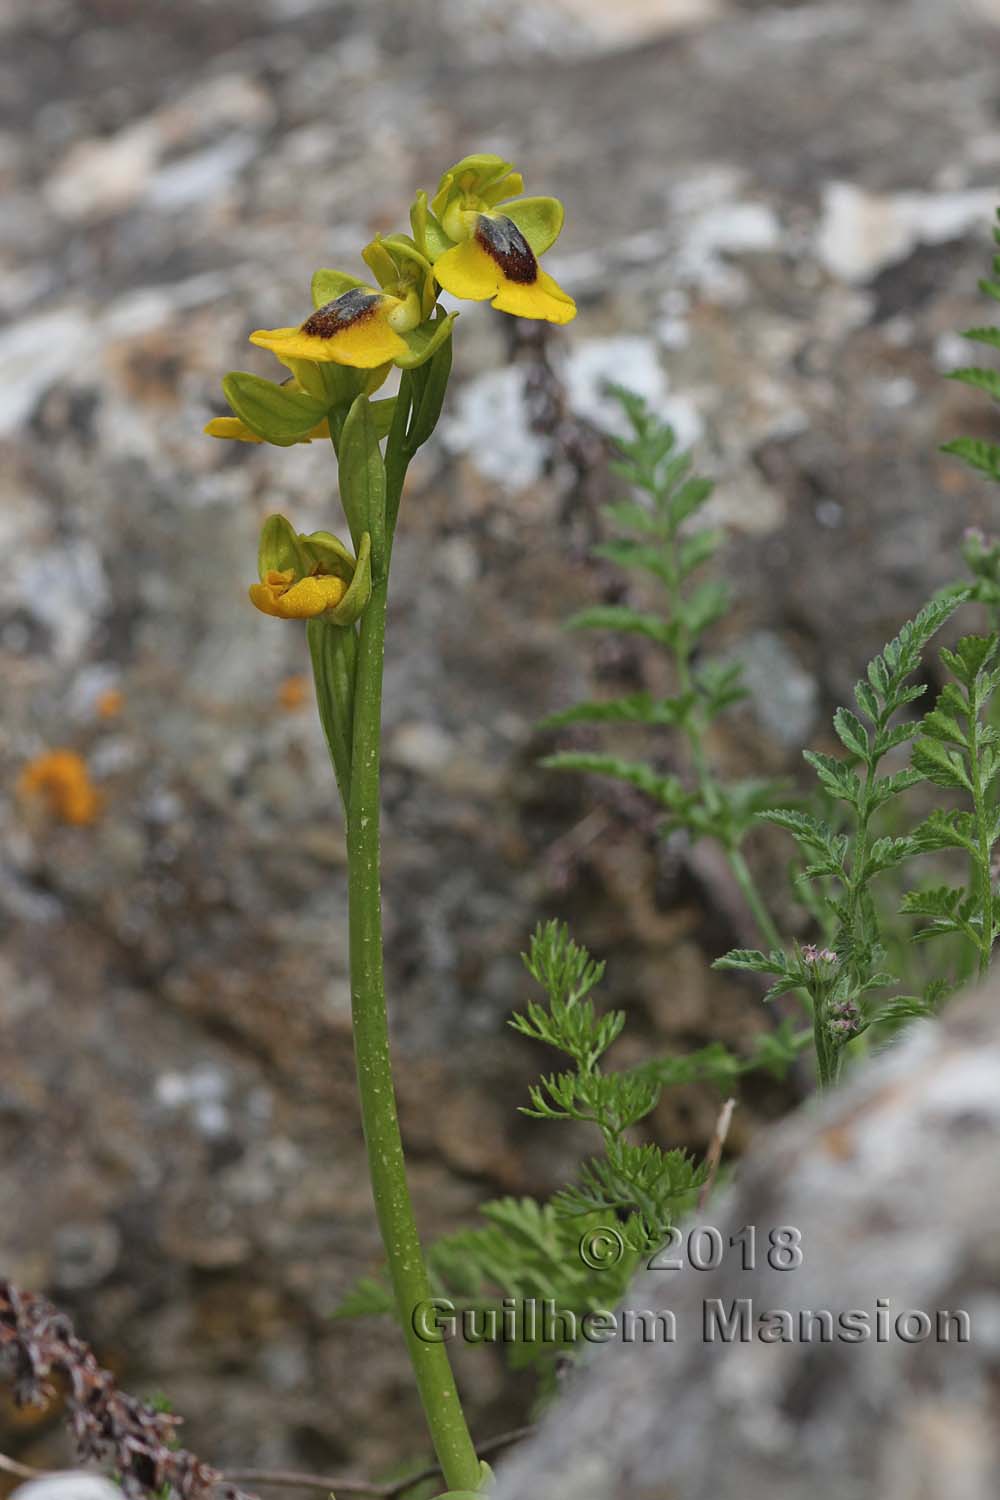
[[0, 1279, 254, 1500]]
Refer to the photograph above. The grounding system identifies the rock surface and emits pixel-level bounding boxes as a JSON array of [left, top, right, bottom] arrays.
[[3, 0, 1000, 1485], [12, 1481, 121, 1500], [495, 975, 1000, 1500]]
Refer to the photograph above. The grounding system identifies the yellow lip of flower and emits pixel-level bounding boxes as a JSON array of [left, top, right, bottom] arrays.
[[433, 210, 576, 325], [250, 285, 420, 369], [249, 568, 349, 620]]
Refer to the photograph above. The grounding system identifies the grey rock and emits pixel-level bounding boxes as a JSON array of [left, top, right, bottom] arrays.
[[728, 630, 819, 746], [495, 978, 1000, 1500]]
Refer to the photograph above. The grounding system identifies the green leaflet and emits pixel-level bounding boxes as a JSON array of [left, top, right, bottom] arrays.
[[222, 371, 328, 445]]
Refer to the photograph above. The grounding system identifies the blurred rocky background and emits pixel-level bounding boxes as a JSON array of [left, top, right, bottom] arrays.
[[2, 0, 999, 1487]]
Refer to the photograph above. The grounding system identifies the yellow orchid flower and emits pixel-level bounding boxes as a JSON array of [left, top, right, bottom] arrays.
[[412, 154, 575, 325], [249, 515, 372, 624], [249, 240, 455, 371], [251, 567, 347, 618]]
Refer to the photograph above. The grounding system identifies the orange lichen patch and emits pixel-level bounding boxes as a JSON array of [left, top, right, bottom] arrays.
[[18, 749, 101, 825], [278, 674, 308, 710], [96, 687, 124, 719]]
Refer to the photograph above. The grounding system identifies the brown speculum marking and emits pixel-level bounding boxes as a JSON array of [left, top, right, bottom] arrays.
[[475, 215, 538, 284], [302, 288, 380, 337]]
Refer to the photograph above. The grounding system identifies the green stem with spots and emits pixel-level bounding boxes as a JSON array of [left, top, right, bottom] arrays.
[[317, 378, 482, 1494]]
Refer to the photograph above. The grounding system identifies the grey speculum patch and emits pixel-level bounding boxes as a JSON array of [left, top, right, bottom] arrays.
[[475, 215, 538, 284], [302, 288, 380, 337]]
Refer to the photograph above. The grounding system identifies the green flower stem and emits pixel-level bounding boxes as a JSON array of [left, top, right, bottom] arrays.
[[338, 399, 481, 1494]]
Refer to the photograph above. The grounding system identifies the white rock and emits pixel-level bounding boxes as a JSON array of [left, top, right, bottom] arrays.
[[816, 181, 996, 284], [439, 365, 550, 488], [551, 0, 726, 41], [389, 721, 457, 775], [16, 542, 109, 663], [442, 336, 701, 490], [563, 336, 703, 448], [0, 309, 97, 435], [45, 124, 160, 220], [13, 1477, 122, 1500], [146, 134, 257, 211]]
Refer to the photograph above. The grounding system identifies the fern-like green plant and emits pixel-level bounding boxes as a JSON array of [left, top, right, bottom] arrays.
[[717, 590, 970, 1085], [942, 207, 1000, 499], [902, 633, 1000, 979], [717, 206, 1000, 1080], [337, 923, 722, 1396], [541, 385, 786, 952]]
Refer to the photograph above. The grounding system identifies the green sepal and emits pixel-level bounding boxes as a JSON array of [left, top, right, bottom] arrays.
[[257, 514, 306, 578], [479, 170, 524, 207], [361, 237, 398, 289], [310, 268, 368, 309], [221, 372, 328, 446], [338, 396, 387, 567], [325, 531, 372, 627], [281, 356, 392, 413], [500, 196, 564, 256], [280, 357, 356, 409], [395, 309, 458, 370], [411, 190, 454, 261], [298, 529, 357, 583], [364, 232, 433, 291], [406, 333, 453, 450], [380, 232, 433, 276], [371, 397, 398, 441], [307, 616, 356, 815], [432, 154, 514, 218]]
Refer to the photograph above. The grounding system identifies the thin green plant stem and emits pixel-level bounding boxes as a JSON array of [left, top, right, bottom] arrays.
[[811, 1002, 836, 1089], [969, 716, 995, 978], [727, 847, 785, 956], [844, 764, 876, 982], [660, 516, 785, 958], [329, 408, 481, 1493]]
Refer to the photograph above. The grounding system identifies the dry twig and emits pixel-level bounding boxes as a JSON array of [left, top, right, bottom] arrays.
[[1, 1278, 532, 1500], [698, 1097, 736, 1211], [0, 1280, 253, 1500]]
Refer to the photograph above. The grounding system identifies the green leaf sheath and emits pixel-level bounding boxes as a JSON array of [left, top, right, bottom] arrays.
[[307, 618, 356, 813], [338, 394, 388, 568]]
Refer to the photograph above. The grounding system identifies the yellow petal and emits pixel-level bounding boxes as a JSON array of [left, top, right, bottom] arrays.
[[250, 288, 409, 369], [249, 582, 283, 617], [493, 266, 576, 325], [249, 569, 296, 618], [274, 575, 348, 619], [205, 416, 264, 443], [434, 219, 576, 325]]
